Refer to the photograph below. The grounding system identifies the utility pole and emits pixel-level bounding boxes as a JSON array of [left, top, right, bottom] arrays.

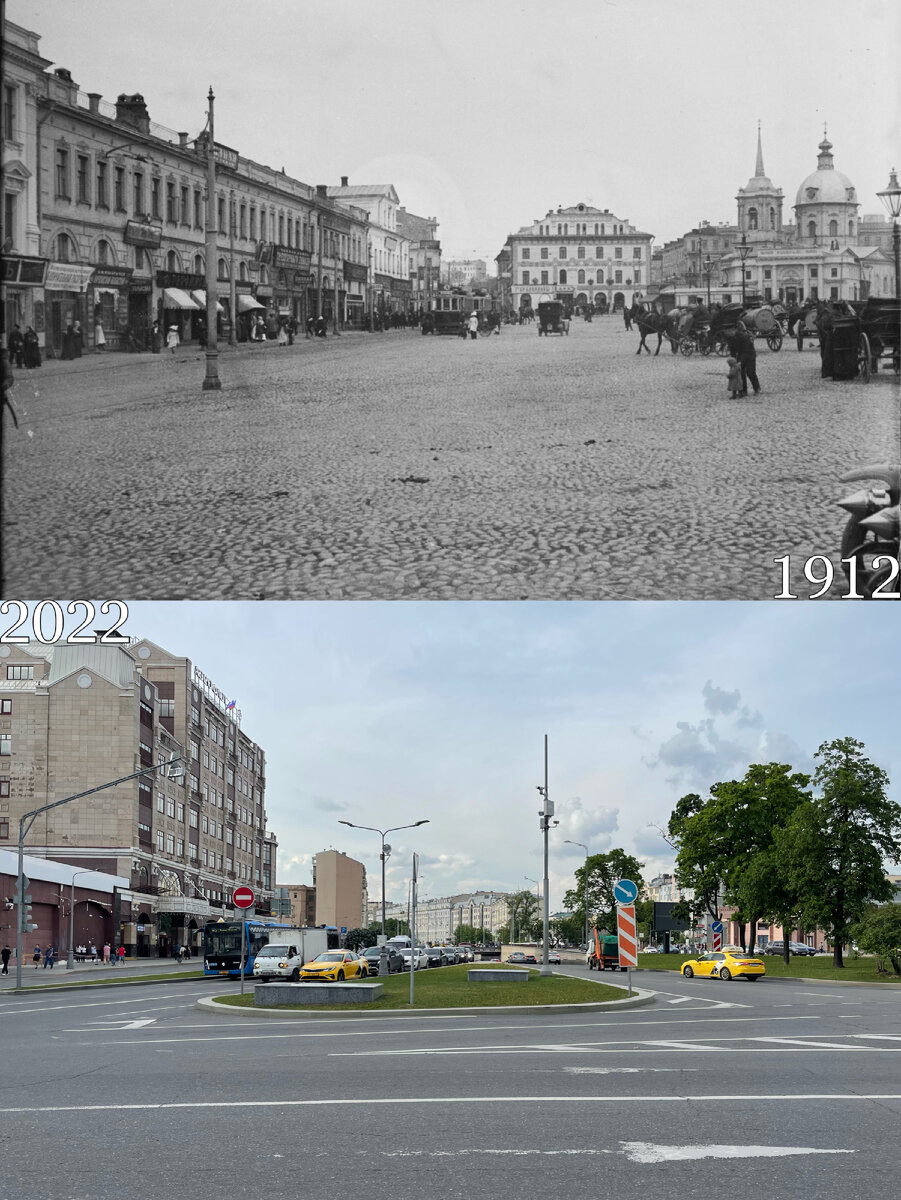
[[202, 87, 221, 391], [228, 189, 237, 346], [537, 735, 554, 976]]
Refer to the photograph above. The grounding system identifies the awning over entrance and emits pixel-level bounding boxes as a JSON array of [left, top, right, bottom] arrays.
[[162, 287, 199, 309], [237, 294, 266, 312], [190, 289, 225, 314]]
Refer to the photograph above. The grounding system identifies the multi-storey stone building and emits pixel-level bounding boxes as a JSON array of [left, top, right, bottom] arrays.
[[503, 202, 654, 315], [397, 206, 441, 315], [0, 637, 274, 957], [312, 849, 368, 932], [376, 891, 512, 943], [327, 180, 411, 319]]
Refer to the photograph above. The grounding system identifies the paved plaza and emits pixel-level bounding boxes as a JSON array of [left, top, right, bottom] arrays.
[[2, 319, 897, 599]]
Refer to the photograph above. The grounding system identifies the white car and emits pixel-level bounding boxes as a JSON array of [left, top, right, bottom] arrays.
[[402, 946, 430, 971]]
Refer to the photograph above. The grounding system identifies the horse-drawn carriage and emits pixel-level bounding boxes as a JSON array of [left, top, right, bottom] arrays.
[[537, 301, 570, 336], [829, 297, 901, 381]]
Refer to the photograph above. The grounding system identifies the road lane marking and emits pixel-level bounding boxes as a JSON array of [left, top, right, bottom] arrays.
[[65, 1018, 158, 1032], [851, 1034, 901, 1041], [563, 1067, 699, 1075], [2, 1094, 899, 1115], [621, 1142, 853, 1163], [0, 990, 218, 1015], [667, 997, 691, 1004], [755, 1037, 867, 1049]]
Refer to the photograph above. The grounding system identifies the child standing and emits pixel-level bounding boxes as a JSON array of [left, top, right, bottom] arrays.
[[726, 356, 742, 398]]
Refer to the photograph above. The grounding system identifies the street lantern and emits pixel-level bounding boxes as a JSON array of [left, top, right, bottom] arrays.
[[876, 167, 901, 301], [732, 233, 751, 307], [702, 256, 714, 307]]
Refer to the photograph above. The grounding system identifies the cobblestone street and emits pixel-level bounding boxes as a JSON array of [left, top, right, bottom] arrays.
[[3, 319, 898, 599]]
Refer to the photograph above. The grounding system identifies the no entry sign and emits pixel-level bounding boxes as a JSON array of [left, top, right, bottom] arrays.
[[233, 886, 255, 909]]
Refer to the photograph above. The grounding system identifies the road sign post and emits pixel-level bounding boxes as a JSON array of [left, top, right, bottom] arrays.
[[232, 887, 255, 995], [711, 919, 723, 953], [616, 903, 638, 997]]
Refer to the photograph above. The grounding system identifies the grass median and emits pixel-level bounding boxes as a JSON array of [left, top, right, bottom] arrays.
[[214, 962, 629, 1010], [638, 953, 900, 983]]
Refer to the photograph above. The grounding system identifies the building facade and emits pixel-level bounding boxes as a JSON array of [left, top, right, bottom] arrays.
[[327, 180, 411, 320], [272, 882, 317, 927], [312, 849, 367, 931], [397, 205, 441, 315], [503, 202, 654, 315], [440, 258, 487, 288], [0, 637, 274, 957]]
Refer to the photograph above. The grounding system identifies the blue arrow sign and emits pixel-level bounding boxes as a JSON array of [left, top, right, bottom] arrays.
[[711, 920, 723, 934], [340, 927, 347, 934], [613, 878, 638, 905]]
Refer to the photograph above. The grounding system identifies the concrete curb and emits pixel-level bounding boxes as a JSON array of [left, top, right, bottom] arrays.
[[196, 986, 657, 1019]]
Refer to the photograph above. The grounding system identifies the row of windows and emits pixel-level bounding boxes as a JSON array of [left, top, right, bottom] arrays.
[[5, 665, 34, 679], [52, 146, 365, 262], [537, 222, 627, 237], [520, 269, 640, 285], [522, 246, 642, 261]]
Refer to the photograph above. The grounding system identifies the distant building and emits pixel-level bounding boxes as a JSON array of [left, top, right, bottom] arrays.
[[644, 874, 694, 904], [328, 179, 411, 319], [312, 849, 367, 931], [441, 258, 488, 289], [272, 882, 316, 927], [397, 206, 440, 314]]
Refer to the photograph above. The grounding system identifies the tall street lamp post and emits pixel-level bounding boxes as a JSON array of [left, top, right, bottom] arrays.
[[877, 167, 901, 302], [202, 87, 221, 391], [702, 256, 714, 307], [535, 733, 555, 977], [733, 233, 750, 307], [564, 840, 589, 949], [66, 870, 94, 969], [338, 819, 429, 938]]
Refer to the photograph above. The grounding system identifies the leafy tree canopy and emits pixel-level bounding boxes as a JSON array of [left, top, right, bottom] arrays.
[[562, 849, 645, 934]]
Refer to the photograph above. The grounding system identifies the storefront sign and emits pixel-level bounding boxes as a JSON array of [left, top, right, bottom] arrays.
[[272, 246, 311, 271], [91, 266, 134, 288], [124, 219, 163, 248], [193, 665, 242, 723], [323, 213, 352, 235], [2, 256, 49, 285], [156, 271, 205, 290], [343, 261, 368, 284], [235, 282, 254, 294], [194, 135, 239, 172], [45, 263, 95, 293], [129, 279, 152, 294]]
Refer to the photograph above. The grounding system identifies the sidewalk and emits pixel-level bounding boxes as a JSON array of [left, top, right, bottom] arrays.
[[0, 955, 203, 989]]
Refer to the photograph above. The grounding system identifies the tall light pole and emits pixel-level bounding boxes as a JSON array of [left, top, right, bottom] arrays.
[[564, 840, 589, 949], [877, 167, 901, 301], [228, 189, 237, 346], [702, 256, 714, 307], [733, 232, 750, 308], [536, 733, 554, 977], [66, 870, 94, 969], [202, 86, 221, 391], [337, 819, 429, 937]]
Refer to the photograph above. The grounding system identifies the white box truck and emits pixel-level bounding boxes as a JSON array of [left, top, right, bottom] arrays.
[[252, 928, 330, 982]]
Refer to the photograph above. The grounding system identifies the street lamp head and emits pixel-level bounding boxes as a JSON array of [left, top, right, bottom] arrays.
[[337, 820, 354, 828], [877, 168, 901, 220]]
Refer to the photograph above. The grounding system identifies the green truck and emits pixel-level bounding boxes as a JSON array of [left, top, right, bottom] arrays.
[[586, 933, 628, 972]]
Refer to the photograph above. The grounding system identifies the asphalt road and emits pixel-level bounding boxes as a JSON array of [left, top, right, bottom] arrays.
[[1, 965, 898, 1200], [3, 322, 897, 599]]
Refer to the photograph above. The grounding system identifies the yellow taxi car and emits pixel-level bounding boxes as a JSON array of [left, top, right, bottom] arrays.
[[680, 949, 765, 982], [299, 950, 368, 982]]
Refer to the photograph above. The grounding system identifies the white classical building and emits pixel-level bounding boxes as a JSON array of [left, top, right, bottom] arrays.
[[502, 201, 654, 314], [371, 891, 513, 942], [328, 179, 411, 318]]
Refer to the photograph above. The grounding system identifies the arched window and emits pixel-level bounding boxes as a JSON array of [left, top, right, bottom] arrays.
[[748, 207, 758, 230], [829, 219, 838, 237], [577, 245, 585, 259], [193, 253, 204, 274], [807, 220, 817, 240], [848, 220, 854, 236], [217, 257, 229, 279], [238, 260, 248, 282], [95, 239, 113, 265], [596, 269, 604, 284], [165, 249, 180, 271], [57, 232, 75, 262], [768, 207, 775, 230], [258, 265, 269, 285], [559, 269, 567, 284], [577, 269, 585, 284]]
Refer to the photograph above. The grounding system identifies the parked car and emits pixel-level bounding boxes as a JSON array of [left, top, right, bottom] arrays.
[[790, 941, 817, 956], [642, 946, 659, 954], [547, 950, 561, 965], [402, 946, 430, 971], [424, 947, 444, 968], [456, 944, 475, 963], [506, 951, 527, 963], [440, 946, 461, 965], [522, 953, 538, 964], [360, 945, 405, 974]]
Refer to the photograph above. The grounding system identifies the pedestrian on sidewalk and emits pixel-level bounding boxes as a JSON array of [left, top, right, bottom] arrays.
[[8, 326, 24, 369], [102, 942, 111, 964], [23, 327, 41, 369], [727, 322, 761, 396], [90, 943, 98, 963], [95, 319, 107, 351], [468, 312, 479, 340], [33, 944, 41, 969], [1, 945, 11, 975], [277, 319, 288, 347], [117, 945, 126, 965], [151, 320, 162, 353], [166, 325, 179, 353], [43, 945, 55, 969], [2, 348, 18, 430], [287, 315, 297, 345], [73, 319, 83, 358]]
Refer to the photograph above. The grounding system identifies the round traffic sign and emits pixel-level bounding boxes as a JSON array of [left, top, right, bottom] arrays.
[[233, 886, 255, 909], [711, 920, 723, 934], [613, 878, 638, 905]]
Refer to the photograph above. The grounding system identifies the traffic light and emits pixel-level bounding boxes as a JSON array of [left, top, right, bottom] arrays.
[[16, 874, 37, 934]]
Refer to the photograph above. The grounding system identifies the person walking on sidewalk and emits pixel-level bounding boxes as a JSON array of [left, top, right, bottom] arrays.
[[1, 945, 11, 975], [166, 325, 180, 353], [102, 942, 111, 964], [33, 944, 41, 969], [90, 943, 98, 963], [117, 945, 126, 965], [43, 945, 55, 969], [468, 312, 479, 340]]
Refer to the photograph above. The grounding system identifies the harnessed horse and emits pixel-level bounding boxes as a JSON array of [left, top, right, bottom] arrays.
[[635, 305, 679, 355]]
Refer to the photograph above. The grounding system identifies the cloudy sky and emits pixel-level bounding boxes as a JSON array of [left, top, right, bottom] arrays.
[[10, 0, 899, 261], [119, 602, 900, 911]]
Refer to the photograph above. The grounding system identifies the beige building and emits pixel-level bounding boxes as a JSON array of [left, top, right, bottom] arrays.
[[313, 849, 367, 931], [273, 882, 317, 927], [0, 637, 274, 957]]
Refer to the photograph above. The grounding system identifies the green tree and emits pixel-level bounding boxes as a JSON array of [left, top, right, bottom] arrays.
[[342, 927, 377, 951], [775, 738, 900, 968], [506, 889, 540, 941], [562, 849, 645, 936], [849, 904, 901, 976], [550, 913, 584, 946], [453, 923, 484, 944]]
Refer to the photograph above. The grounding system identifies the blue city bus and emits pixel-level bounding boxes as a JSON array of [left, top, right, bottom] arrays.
[[202, 919, 293, 978]]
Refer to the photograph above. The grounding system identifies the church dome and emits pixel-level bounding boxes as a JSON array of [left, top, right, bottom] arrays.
[[795, 135, 857, 207]]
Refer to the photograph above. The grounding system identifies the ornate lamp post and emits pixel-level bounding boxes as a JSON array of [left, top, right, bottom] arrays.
[[202, 87, 221, 391], [876, 167, 901, 301], [733, 233, 751, 307], [702, 256, 714, 307]]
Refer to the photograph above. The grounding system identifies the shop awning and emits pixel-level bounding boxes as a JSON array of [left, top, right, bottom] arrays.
[[162, 287, 199, 310], [237, 294, 266, 313], [190, 289, 225, 314]]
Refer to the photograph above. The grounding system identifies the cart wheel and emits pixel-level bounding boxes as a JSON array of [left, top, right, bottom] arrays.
[[714, 335, 729, 357], [679, 336, 694, 357], [766, 331, 783, 352], [858, 332, 872, 382]]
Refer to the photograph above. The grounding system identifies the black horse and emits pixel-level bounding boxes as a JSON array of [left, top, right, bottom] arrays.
[[635, 305, 679, 355]]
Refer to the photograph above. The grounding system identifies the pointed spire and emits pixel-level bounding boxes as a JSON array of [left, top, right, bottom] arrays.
[[755, 120, 765, 178]]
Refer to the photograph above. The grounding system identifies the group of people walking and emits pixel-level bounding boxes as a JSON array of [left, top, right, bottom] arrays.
[[6, 325, 42, 369]]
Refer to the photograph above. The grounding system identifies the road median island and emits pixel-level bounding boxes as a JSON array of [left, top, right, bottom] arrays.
[[198, 963, 656, 1017]]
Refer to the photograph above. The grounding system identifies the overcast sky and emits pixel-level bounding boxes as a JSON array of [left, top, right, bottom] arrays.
[[117, 602, 900, 912], [9, 0, 899, 262]]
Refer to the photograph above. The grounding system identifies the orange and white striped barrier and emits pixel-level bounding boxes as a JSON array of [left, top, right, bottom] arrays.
[[616, 904, 638, 967]]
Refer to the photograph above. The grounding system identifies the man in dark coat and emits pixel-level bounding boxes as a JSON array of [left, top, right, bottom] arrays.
[[727, 322, 760, 395], [8, 326, 25, 368]]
